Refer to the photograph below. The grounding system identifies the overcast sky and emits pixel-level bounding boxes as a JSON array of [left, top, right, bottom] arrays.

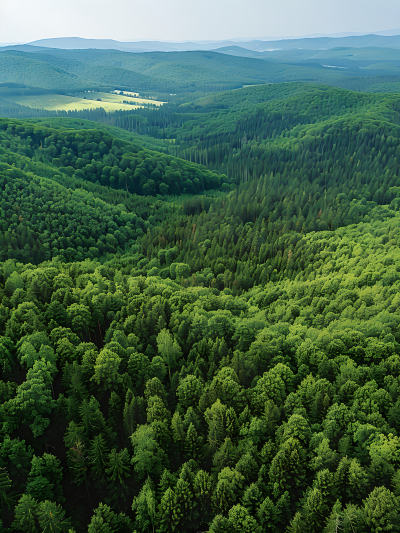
[[1, 0, 400, 43]]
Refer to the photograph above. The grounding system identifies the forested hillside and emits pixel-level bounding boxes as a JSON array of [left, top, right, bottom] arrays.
[[3, 46, 400, 98], [0, 48, 349, 94], [123, 83, 400, 187], [2, 82, 400, 532], [0, 53, 93, 92], [0, 118, 229, 264]]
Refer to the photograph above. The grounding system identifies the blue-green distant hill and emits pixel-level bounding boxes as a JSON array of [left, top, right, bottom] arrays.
[[0, 48, 353, 93], [21, 32, 400, 52], [2, 45, 400, 95], [215, 45, 400, 73]]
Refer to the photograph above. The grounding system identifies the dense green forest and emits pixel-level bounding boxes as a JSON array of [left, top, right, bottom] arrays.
[[0, 54, 93, 92], [3, 45, 400, 99], [0, 48, 361, 94], [110, 82, 400, 178], [2, 80, 400, 532], [0, 117, 229, 265]]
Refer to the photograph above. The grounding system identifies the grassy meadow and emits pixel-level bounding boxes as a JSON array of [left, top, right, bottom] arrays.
[[75, 91, 165, 106], [2, 93, 150, 112]]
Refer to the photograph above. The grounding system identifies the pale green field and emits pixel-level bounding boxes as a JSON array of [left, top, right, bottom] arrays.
[[76, 91, 164, 106], [4, 94, 144, 112]]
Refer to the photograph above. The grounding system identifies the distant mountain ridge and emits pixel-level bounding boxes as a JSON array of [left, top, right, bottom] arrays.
[[22, 33, 400, 53], [214, 44, 400, 73]]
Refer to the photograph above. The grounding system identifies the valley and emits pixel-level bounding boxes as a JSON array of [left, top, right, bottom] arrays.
[[1, 37, 400, 532]]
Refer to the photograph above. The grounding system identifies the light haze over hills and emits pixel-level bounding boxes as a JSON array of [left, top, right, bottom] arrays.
[[8, 31, 400, 54]]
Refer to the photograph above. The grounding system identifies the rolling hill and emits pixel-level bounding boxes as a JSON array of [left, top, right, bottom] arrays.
[[215, 45, 400, 73], [0, 52, 94, 91], [0, 47, 349, 93], [0, 116, 230, 263], [121, 82, 400, 230], [2, 42, 400, 112], [4, 46, 400, 97]]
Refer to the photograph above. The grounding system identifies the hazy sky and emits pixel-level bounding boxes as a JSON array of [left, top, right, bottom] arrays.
[[1, 0, 400, 43]]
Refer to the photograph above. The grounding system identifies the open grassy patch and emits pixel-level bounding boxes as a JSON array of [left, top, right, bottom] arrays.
[[2, 93, 145, 112], [76, 91, 165, 106]]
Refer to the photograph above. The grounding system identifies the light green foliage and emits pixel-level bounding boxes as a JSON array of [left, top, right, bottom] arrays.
[[323, 501, 361, 533], [194, 469, 213, 514], [131, 425, 167, 480], [92, 348, 121, 389], [158, 487, 175, 533], [286, 512, 306, 533], [66, 303, 91, 336], [227, 504, 260, 533], [26, 453, 64, 504], [0, 436, 33, 484], [362, 486, 400, 531], [251, 366, 288, 412], [5, 359, 55, 437], [281, 414, 311, 445], [150, 356, 167, 381], [269, 437, 306, 497], [12, 494, 38, 533], [156, 329, 182, 380], [5, 271, 24, 296], [213, 438, 237, 473], [205, 400, 227, 451], [209, 504, 260, 533], [369, 433, 400, 470], [184, 423, 203, 460], [132, 477, 156, 533], [36, 501, 71, 533], [171, 464, 196, 531], [87, 503, 132, 533], [144, 378, 167, 404], [171, 263, 191, 281], [212, 467, 244, 514], [176, 374, 204, 409], [18, 340, 57, 371]]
